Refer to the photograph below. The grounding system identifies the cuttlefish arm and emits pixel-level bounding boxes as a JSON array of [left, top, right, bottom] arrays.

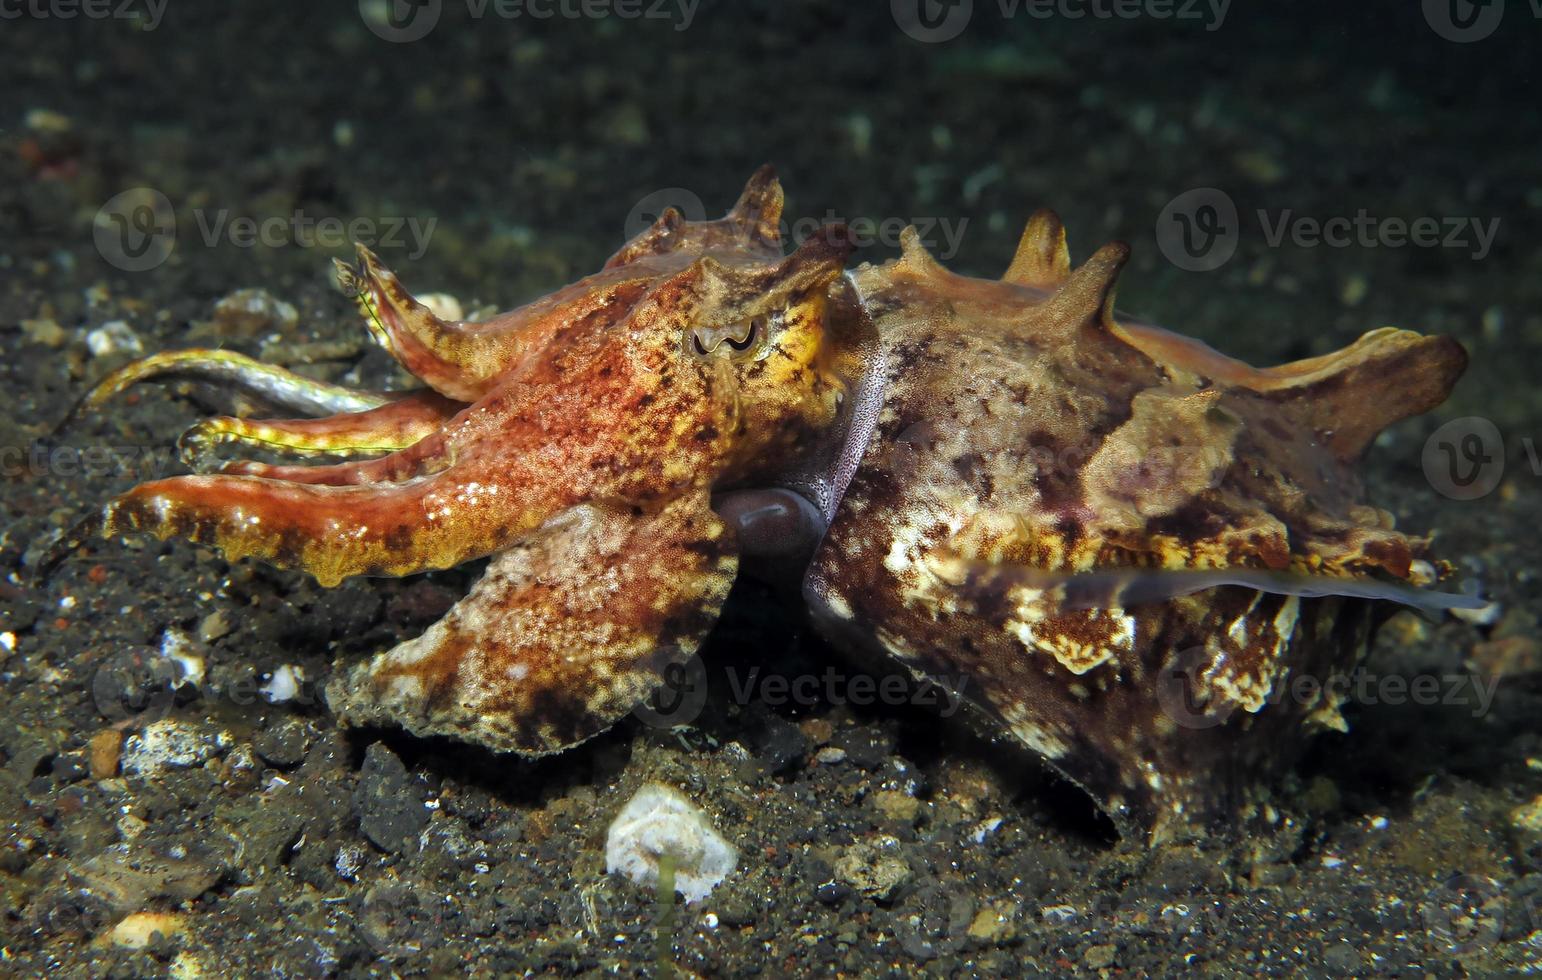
[[54, 346, 465, 470], [327, 492, 737, 754]]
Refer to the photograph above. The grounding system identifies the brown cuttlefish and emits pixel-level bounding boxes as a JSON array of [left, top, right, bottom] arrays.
[[47, 168, 1473, 843]]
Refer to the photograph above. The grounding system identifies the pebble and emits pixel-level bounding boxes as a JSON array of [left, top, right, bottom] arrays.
[[799, 718, 834, 745], [872, 789, 921, 825], [830, 725, 894, 770], [109, 911, 187, 949], [86, 319, 144, 357], [120, 720, 231, 775], [416, 292, 465, 322], [815, 879, 850, 905], [334, 842, 368, 881], [1323, 941, 1363, 972], [69, 843, 223, 913], [210, 288, 298, 338], [969, 816, 1004, 843], [813, 746, 847, 765], [197, 610, 234, 644], [24, 107, 73, 132], [1083, 943, 1117, 970], [20, 316, 67, 348], [89, 729, 123, 779], [159, 628, 206, 688], [604, 783, 737, 905], [753, 715, 808, 774], [353, 742, 428, 855], [1510, 795, 1542, 866], [966, 900, 1019, 942], [258, 664, 305, 704], [50, 752, 88, 784], [833, 840, 912, 902], [253, 718, 311, 768]]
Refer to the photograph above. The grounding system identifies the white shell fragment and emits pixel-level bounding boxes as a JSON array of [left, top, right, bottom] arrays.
[[604, 783, 737, 905]]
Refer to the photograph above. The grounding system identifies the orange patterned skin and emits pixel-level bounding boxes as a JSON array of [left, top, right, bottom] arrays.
[[58, 170, 857, 754], [52, 170, 1469, 843]]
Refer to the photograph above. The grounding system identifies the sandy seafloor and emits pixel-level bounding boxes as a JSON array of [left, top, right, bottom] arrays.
[[1, 2, 1540, 976]]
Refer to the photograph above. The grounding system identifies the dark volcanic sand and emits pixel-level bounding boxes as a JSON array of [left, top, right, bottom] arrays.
[[2, 3, 1540, 976]]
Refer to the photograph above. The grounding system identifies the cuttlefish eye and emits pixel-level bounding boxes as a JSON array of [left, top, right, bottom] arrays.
[[690, 315, 767, 358]]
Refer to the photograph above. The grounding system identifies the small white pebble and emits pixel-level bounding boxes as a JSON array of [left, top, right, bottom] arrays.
[[158, 628, 205, 688], [0, 632, 15, 653], [605, 783, 737, 905], [1322, 855, 1344, 868], [970, 816, 1004, 844], [258, 664, 304, 704], [86, 320, 144, 358], [1369, 816, 1388, 830], [701, 913, 719, 930], [120, 719, 231, 775], [58, 595, 77, 610], [417, 292, 464, 322]]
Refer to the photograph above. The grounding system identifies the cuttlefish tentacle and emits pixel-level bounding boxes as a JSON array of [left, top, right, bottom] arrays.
[[328, 492, 737, 754], [177, 389, 462, 470], [57, 348, 391, 436], [102, 373, 680, 588], [208, 430, 452, 485], [91, 230, 854, 588], [334, 246, 489, 400]]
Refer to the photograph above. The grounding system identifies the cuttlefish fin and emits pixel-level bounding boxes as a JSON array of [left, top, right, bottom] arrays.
[[1115, 322, 1469, 462], [1002, 209, 1072, 290], [326, 493, 738, 755], [1256, 328, 1468, 462]]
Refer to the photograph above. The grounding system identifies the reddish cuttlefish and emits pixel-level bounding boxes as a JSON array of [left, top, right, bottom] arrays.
[[48, 168, 1473, 843]]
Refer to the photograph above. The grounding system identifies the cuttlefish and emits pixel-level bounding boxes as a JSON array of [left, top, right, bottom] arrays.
[[48, 169, 1473, 842], [52, 170, 857, 754]]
